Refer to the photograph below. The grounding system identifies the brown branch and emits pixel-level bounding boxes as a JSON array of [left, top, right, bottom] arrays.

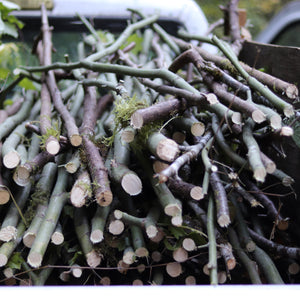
[[130, 98, 186, 129], [210, 171, 231, 227], [172, 36, 298, 100], [242, 175, 289, 230], [80, 86, 113, 206], [40, 5, 82, 147], [169, 48, 266, 123], [226, 0, 242, 54], [249, 228, 300, 259], [167, 177, 204, 201]]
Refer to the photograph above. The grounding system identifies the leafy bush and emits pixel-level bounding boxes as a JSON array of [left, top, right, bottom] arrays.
[[0, 0, 23, 40]]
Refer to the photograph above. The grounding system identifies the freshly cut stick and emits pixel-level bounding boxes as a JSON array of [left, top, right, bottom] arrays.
[[74, 207, 102, 268], [40, 5, 82, 147], [2, 122, 27, 169], [27, 164, 69, 268], [147, 131, 180, 163], [80, 86, 113, 206], [70, 169, 92, 207]]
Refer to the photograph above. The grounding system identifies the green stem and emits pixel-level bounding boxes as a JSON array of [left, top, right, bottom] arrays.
[[207, 195, 218, 285], [131, 224, 148, 258], [90, 205, 110, 243], [253, 246, 284, 284], [0, 221, 26, 267], [228, 226, 262, 284], [27, 164, 69, 268], [0, 183, 31, 241], [135, 149, 182, 219], [23, 162, 58, 244], [0, 91, 34, 141], [201, 136, 215, 173], [128, 9, 180, 55], [85, 14, 159, 62], [74, 207, 102, 267], [242, 118, 266, 183], [1, 121, 28, 169], [177, 29, 215, 45], [76, 13, 101, 43], [211, 114, 247, 168], [24, 61, 199, 95], [229, 193, 256, 252], [212, 35, 294, 117]]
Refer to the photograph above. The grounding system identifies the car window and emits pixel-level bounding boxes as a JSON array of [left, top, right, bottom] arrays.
[[272, 21, 300, 47]]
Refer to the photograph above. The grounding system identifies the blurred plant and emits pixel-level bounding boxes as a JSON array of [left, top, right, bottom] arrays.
[[0, 0, 23, 40], [195, 0, 291, 38], [0, 1, 36, 96]]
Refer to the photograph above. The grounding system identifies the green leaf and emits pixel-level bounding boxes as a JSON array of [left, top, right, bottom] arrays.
[[292, 121, 300, 148], [188, 232, 207, 246], [168, 225, 186, 240], [120, 33, 143, 55], [3, 98, 13, 107], [63, 204, 74, 219], [68, 250, 83, 266], [18, 77, 37, 90], [6, 14, 24, 30], [1, 1, 20, 11], [0, 67, 10, 80], [7, 252, 24, 270], [163, 238, 180, 251], [0, 12, 5, 34], [1, 21, 18, 37], [0, 1, 22, 40], [97, 30, 114, 44], [0, 43, 20, 70]]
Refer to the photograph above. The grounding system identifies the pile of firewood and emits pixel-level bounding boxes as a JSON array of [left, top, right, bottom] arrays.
[[0, 2, 299, 285]]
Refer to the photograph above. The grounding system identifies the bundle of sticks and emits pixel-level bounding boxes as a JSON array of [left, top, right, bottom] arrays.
[[0, 2, 299, 285]]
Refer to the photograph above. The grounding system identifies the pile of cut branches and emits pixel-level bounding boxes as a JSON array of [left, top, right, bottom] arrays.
[[0, 2, 299, 285]]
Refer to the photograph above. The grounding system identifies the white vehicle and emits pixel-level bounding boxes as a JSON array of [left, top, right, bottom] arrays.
[[10, 0, 214, 59], [256, 0, 300, 47]]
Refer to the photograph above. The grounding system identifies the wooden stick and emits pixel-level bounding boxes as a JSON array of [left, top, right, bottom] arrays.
[[74, 207, 102, 268], [108, 219, 125, 235], [147, 131, 180, 163], [130, 98, 185, 129], [166, 262, 182, 278], [70, 169, 92, 207], [40, 5, 82, 147], [210, 171, 231, 228], [51, 222, 64, 245], [172, 247, 188, 263]]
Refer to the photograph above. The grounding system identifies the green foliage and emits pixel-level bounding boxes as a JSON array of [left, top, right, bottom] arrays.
[[67, 245, 83, 266], [7, 252, 24, 270], [195, 0, 291, 38], [39, 121, 61, 150], [0, 42, 20, 77], [161, 217, 207, 251], [0, 3, 36, 93], [63, 204, 75, 219], [114, 93, 146, 128], [0, 1, 23, 40], [97, 30, 114, 45], [121, 33, 143, 55], [18, 77, 37, 90], [103, 92, 148, 146], [3, 98, 13, 106], [135, 121, 163, 146], [24, 189, 50, 224], [163, 237, 181, 251], [168, 225, 187, 240], [291, 119, 300, 149]]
